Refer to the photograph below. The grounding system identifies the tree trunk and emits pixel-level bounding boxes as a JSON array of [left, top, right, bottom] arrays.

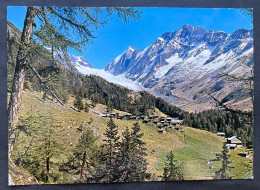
[[8, 7, 37, 159], [46, 156, 50, 182], [80, 151, 87, 179]]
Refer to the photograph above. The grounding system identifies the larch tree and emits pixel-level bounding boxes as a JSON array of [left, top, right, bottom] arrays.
[[8, 6, 142, 159], [59, 127, 99, 182], [14, 111, 63, 183]]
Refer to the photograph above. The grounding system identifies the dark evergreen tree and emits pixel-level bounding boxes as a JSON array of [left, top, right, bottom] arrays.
[[162, 151, 184, 181], [117, 123, 149, 182], [98, 118, 120, 183], [84, 102, 90, 113], [129, 122, 148, 181], [214, 143, 233, 179], [74, 94, 84, 110]]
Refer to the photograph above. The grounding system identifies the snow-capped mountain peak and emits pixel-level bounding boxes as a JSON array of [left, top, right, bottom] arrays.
[[104, 25, 253, 111], [45, 47, 94, 72], [50, 25, 253, 112], [104, 46, 137, 75]]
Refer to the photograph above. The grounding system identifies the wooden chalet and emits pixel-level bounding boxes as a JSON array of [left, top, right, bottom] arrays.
[[157, 123, 163, 127], [160, 117, 166, 122], [130, 115, 136, 120], [226, 136, 243, 148], [226, 144, 237, 150], [153, 120, 159, 124], [166, 117, 172, 122], [123, 115, 130, 120], [171, 120, 181, 125], [157, 125, 162, 129], [217, 132, 225, 138], [163, 123, 169, 127], [110, 113, 119, 118], [158, 128, 166, 134], [117, 116, 123, 119], [175, 126, 183, 132], [238, 152, 249, 158], [149, 115, 158, 120], [142, 120, 149, 124], [98, 114, 107, 117]]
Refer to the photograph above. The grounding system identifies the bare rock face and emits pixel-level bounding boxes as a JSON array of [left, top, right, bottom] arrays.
[[105, 25, 253, 112], [7, 21, 22, 39]]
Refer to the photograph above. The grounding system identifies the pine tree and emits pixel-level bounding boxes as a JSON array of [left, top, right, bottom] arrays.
[[84, 102, 90, 113], [111, 122, 149, 182], [117, 127, 132, 182], [74, 94, 84, 110], [162, 151, 184, 181], [99, 118, 120, 183], [215, 143, 233, 179], [129, 122, 148, 182]]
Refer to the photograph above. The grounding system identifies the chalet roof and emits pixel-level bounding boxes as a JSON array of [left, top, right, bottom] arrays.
[[217, 132, 225, 135], [238, 152, 248, 155], [226, 144, 237, 148], [227, 136, 241, 141], [171, 120, 180, 123], [98, 114, 107, 117]]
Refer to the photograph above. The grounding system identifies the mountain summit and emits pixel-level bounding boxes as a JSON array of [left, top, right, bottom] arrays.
[[104, 25, 253, 111]]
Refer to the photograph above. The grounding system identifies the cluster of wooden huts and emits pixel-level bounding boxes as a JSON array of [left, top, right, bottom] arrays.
[[217, 132, 244, 150], [97, 112, 183, 134], [142, 115, 183, 134], [217, 132, 252, 159]]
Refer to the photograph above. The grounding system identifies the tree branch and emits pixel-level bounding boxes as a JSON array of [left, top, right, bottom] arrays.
[[28, 63, 64, 106], [207, 93, 253, 117]]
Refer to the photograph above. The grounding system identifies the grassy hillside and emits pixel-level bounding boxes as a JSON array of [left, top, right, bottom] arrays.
[[11, 90, 232, 183], [157, 127, 224, 180], [229, 148, 253, 179]]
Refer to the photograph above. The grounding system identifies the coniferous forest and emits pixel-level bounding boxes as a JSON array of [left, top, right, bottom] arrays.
[[7, 7, 253, 185]]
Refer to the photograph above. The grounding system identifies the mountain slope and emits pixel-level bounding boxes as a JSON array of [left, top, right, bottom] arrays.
[[105, 25, 253, 111]]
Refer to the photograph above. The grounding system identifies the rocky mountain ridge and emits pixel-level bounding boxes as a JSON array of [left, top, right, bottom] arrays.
[[104, 25, 253, 111], [8, 22, 253, 112]]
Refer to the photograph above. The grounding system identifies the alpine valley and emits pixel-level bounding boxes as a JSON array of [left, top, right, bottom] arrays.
[[65, 25, 253, 112], [7, 9, 254, 184]]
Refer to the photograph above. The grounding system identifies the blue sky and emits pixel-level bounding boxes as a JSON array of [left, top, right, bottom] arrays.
[[8, 7, 252, 69]]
